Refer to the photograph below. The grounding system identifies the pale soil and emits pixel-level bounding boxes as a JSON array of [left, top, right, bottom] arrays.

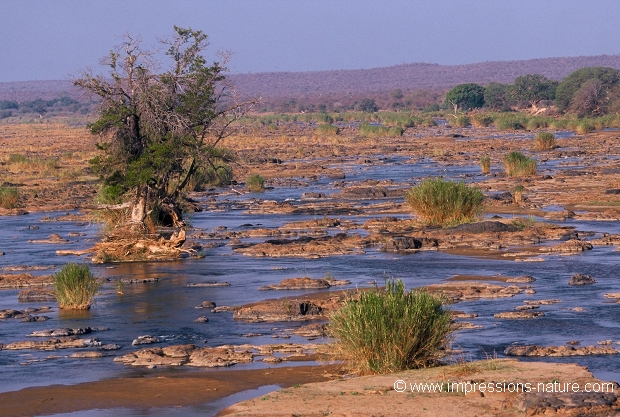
[[218, 360, 620, 417]]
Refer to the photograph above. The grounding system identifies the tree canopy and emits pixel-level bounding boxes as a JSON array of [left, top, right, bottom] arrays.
[[509, 74, 558, 109], [74, 26, 254, 228], [555, 67, 620, 114], [444, 83, 485, 112]]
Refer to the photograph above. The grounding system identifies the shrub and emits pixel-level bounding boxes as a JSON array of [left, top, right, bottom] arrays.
[[53, 263, 101, 310], [480, 155, 491, 174], [494, 114, 525, 130], [246, 174, 265, 192], [513, 184, 525, 204], [315, 124, 340, 136], [328, 279, 452, 375], [0, 186, 19, 209], [405, 177, 485, 227], [471, 114, 494, 128], [575, 120, 595, 134], [504, 151, 537, 177], [533, 132, 557, 151], [452, 115, 470, 127]]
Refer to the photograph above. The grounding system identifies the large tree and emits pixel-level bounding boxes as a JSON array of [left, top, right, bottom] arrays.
[[444, 83, 485, 114], [509, 74, 558, 110], [555, 67, 620, 114], [75, 26, 254, 229]]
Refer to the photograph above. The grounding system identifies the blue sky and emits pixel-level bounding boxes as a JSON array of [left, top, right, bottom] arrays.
[[2, 0, 620, 81]]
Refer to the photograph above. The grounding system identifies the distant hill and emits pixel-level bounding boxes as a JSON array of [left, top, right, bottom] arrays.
[[2, 54, 620, 103]]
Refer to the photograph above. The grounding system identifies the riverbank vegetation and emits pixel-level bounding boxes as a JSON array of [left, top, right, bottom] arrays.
[[53, 263, 100, 309], [328, 279, 452, 375], [405, 178, 485, 227]]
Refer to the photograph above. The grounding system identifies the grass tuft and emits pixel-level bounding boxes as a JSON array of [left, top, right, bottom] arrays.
[[53, 263, 101, 310], [480, 155, 491, 174], [0, 186, 19, 209], [533, 132, 557, 151], [246, 173, 265, 192], [405, 178, 485, 227], [503, 151, 537, 177], [328, 279, 452, 375]]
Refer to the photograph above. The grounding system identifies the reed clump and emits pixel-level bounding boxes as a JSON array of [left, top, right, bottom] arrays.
[[504, 151, 537, 177], [329, 279, 451, 375], [533, 132, 557, 151], [246, 173, 265, 192], [480, 155, 491, 174], [405, 178, 485, 227], [0, 186, 19, 209], [53, 263, 101, 310]]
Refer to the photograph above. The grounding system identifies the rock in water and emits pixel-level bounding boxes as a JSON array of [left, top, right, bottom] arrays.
[[568, 273, 596, 285]]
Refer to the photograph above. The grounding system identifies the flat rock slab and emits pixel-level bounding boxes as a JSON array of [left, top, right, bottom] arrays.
[[505, 345, 619, 356], [258, 277, 350, 291], [494, 311, 545, 319], [2, 337, 102, 350]]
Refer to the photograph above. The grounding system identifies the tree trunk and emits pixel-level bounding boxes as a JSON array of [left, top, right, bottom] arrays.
[[130, 187, 148, 225]]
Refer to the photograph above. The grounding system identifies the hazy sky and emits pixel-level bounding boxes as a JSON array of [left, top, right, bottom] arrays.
[[2, 0, 620, 82]]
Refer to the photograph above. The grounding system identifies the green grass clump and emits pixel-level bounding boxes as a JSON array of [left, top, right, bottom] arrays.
[[53, 263, 101, 310], [329, 279, 452, 375], [503, 151, 537, 177], [533, 132, 557, 151], [452, 115, 470, 128], [480, 155, 491, 174], [494, 114, 526, 130], [405, 177, 485, 227], [0, 186, 19, 209], [471, 114, 494, 128], [246, 173, 265, 192], [314, 124, 340, 136]]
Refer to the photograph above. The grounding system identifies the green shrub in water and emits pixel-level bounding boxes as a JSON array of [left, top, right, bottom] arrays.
[[53, 263, 101, 310]]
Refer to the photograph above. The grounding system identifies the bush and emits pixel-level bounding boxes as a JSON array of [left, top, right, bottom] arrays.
[[246, 174, 265, 192], [314, 124, 340, 136], [575, 120, 595, 134], [329, 279, 452, 375], [471, 114, 494, 128], [405, 178, 485, 227], [480, 155, 491, 174], [0, 186, 19, 209], [53, 263, 101, 310], [494, 114, 525, 130], [504, 151, 537, 177], [533, 132, 557, 151], [452, 115, 470, 127]]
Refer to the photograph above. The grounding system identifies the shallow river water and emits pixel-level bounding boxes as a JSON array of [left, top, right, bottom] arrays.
[[1, 154, 620, 415]]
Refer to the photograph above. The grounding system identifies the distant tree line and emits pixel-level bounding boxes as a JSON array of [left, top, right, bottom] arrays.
[[444, 67, 620, 116], [0, 96, 95, 119]]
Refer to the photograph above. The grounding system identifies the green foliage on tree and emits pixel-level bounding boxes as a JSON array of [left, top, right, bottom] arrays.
[[509, 74, 558, 109], [74, 26, 254, 227], [555, 67, 620, 114], [358, 98, 378, 113], [483, 82, 511, 111], [444, 83, 485, 112]]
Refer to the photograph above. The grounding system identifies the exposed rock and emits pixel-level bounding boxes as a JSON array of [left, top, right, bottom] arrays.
[[4, 337, 102, 350], [505, 344, 619, 356], [604, 293, 620, 299], [21, 315, 50, 322], [568, 273, 597, 285], [28, 234, 70, 244], [539, 239, 593, 253], [132, 335, 161, 346], [188, 348, 254, 367], [506, 275, 536, 283], [29, 327, 108, 337], [258, 277, 350, 291], [187, 281, 231, 287], [194, 316, 209, 323], [292, 323, 327, 339], [0, 273, 53, 288], [514, 305, 539, 311], [100, 344, 122, 351], [162, 344, 197, 358], [448, 221, 519, 234], [339, 186, 403, 199], [381, 236, 439, 252], [524, 299, 561, 305], [234, 299, 325, 323], [69, 351, 107, 359], [195, 300, 216, 309], [0, 307, 53, 319], [516, 391, 619, 416], [424, 282, 523, 302], [494, 311, 545, 319], [120, 277, 159, 284], [234, 233, 372, 258], [17, 288, 57, 302]]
